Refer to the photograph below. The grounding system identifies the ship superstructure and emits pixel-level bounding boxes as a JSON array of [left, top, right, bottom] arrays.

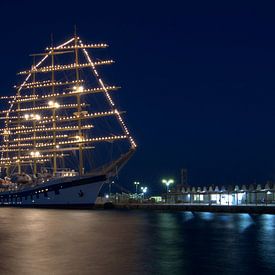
[[0, 34, 136, 207]]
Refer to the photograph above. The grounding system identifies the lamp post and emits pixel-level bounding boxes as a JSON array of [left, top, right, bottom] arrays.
[[162, 179, 174, 193], [162, 179, 174, 203], [109, 180, 114, 198], [141, 186, 148, 200], [134, 181, 140, 195]]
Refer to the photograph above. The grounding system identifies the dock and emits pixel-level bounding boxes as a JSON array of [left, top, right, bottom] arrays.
[[111, 203, 275, 214]]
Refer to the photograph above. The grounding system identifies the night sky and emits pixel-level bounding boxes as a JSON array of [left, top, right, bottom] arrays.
[[1, 1, 275, 194]]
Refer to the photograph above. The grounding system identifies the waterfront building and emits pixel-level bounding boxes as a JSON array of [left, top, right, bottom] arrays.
[[166, 182, 275, 205]]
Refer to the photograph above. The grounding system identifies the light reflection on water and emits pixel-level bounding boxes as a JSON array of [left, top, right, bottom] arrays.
[[258, 214, 275, 269], [237, 213, 255, 233], [199, 212, 215, 221], [0, 209, 274, 274], [181, 211, 194, 222]]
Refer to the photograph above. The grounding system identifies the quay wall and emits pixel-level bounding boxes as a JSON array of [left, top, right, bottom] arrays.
[[112, 203, 275, 214]]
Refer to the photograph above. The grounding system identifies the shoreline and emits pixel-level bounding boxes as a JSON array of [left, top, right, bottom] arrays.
[[1, 202, 275, 214], [112, 203, 275, 214]]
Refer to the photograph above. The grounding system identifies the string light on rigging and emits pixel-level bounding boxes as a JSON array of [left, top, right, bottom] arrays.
[[48, 101, 60, 108], [0, 35, 137, 207], [30, 151, 41, 158]]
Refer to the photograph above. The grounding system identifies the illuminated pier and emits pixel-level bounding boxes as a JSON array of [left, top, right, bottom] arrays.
[[166, 183, 275, 205]]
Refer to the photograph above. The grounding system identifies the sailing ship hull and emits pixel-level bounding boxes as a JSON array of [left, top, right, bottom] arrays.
[[0, 174, 107, 208]]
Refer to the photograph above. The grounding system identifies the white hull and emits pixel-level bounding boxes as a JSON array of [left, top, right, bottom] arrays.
[[0, 175, 106, 208]]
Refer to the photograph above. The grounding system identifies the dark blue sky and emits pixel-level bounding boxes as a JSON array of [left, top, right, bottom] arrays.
[[1, 1, 275, 193]]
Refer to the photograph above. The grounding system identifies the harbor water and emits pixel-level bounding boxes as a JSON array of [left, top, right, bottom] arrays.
[[0, 208, 274, 274]]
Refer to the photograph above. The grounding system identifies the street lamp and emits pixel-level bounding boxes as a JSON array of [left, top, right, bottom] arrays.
[[109, 181, 114, 198], [134, 181, 140, 194], [162, 179, 174, 194], [141, 186, 148, 199], [162, 179, 174, 204]]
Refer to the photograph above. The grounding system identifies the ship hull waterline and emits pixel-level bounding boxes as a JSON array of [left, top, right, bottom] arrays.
[[0, 174, 107, 209]]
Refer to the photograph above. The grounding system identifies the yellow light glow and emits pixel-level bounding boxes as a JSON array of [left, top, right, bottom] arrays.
[[35, 114, 41, 120], [30, 151, 41, 158], [48, 101, 60, 108], [77, 86, 84, 93]]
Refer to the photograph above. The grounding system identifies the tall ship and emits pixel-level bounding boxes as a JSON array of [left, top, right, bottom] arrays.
[[0, 34, 137, 207]]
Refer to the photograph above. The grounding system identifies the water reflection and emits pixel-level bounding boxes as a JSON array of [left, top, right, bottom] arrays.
[[181, 211, 194, 222], [237, 213, 255, 233], [258, 214, 275, 269], [199, 212, 214, 221], [0, 209, 148, 274], [0, 209, 274, 274], [150, 213, 187, 274]]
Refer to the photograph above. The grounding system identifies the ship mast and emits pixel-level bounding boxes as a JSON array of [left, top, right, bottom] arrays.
[[16, 88, 22, 174], [32, 57, 37, 175], [51, 37, 57, 176], [0, 35, 137, 178], [74, 30, 84, 175], [4, 114, 10, 177]]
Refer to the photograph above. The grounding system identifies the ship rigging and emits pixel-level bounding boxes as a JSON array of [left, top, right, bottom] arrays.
[[0, 33, 136, 207]]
